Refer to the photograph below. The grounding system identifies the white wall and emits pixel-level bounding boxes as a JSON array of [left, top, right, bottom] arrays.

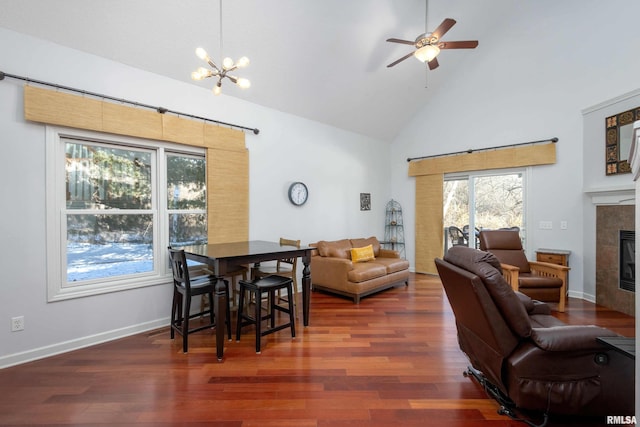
[[582, 91, 639, 300], [0, 27, 391, 367], [391, 1, 640, 301]]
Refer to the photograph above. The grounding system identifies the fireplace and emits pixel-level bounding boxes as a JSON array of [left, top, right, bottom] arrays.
[[619, 230, 636, 292], [595, 205, 635, 316]]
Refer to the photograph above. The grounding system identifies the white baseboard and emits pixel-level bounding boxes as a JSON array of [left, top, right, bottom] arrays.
[[0, 318, 169, 369], [568, 290, 596, 303]]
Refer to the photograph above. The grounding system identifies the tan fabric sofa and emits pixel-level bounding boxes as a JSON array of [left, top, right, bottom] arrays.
[[310, 236, 409, 303]]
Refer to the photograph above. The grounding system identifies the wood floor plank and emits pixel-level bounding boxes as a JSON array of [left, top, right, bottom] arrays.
[[0, 273, 634, 426]]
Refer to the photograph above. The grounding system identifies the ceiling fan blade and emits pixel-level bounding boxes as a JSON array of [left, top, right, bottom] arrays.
[[428, 57, 439, 70], [386, 38, 415, 46], [439, 40, 479, 49], [431, 18, 456, 41], [387, 51, 415, 68]]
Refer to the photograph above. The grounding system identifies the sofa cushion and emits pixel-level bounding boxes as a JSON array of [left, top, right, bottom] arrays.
[[350, 237, 380, 257], [519, 274, 563, 288], [372, 257, 410, 274], [480, 231, 531, 273], [317, 239, 352, 259], [351, 244, 375, 263], [347, 263, 387, 283]]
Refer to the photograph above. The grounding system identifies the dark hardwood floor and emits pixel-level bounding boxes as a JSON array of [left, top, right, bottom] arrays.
[[0, 273, 634, 426]]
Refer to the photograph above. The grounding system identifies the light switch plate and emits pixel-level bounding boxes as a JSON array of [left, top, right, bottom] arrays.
[[539, 221, 553, 230]]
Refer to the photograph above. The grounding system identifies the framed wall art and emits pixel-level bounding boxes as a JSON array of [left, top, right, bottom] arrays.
[[360, 193, 371, 211], [606, 107, 640, 175]]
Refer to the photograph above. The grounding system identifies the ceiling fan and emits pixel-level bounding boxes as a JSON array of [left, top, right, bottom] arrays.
[[386, 16, 478, 70]]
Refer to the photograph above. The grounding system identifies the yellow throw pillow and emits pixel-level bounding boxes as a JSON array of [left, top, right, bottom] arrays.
[[351, 244, 375, 263]]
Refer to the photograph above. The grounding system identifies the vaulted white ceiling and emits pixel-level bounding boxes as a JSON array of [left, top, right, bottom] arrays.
[[0, 0, 512, 141]]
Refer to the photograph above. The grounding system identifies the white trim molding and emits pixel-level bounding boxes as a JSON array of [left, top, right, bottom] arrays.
[[0, 318, 169, 369], [585, 185, 635, 206]]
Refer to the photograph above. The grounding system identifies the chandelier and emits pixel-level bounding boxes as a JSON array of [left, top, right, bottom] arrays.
[[190, 0, 250, 95], [191, 48, 250, 95]]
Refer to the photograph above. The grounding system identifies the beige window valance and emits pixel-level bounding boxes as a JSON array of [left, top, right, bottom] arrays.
[[410, 142, 556, 274], [24, 85, 248, 243]]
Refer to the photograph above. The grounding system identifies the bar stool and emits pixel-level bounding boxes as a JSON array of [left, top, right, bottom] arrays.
[[167, 248, 231, 353], [236, 275, 296, 353]]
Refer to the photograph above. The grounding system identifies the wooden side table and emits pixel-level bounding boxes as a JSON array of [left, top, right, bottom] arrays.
[[536, 248, 570, 267], [597, 336, 635, 360]]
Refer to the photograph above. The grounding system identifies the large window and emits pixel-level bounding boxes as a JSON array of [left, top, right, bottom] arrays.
[[443, 169, 527, 251], [166, 153, 207, 247], [46, 127, 206, 301]]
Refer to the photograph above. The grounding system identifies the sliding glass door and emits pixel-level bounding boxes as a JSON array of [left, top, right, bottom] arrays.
[[444, 170, 525, 251]]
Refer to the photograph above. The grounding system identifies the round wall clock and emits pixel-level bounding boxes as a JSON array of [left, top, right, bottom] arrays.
[[288, 181, 308, 206]]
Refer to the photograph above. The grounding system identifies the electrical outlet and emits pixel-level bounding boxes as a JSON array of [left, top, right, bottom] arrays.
[[560, 220, 568, 230], [11, 316, 24, 332]]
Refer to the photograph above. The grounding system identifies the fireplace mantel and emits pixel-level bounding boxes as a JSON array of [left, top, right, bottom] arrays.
[[585, 185, 635, 205]]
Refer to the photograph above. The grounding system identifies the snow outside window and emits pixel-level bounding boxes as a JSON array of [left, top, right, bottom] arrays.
[[46, 127, 206, 301]]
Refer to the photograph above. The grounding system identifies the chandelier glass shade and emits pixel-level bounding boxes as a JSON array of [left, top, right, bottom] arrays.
[[191, 47, 250, 95]]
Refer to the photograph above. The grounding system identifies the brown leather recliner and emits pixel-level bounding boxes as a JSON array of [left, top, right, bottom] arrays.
[[435, 246, 633, 423], [478, 229, 569, 311]]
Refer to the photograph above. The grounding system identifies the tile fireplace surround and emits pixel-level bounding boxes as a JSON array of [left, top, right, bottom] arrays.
[[596, 204, 635, 316]]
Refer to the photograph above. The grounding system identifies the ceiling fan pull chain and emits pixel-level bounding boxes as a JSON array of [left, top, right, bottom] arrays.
[[425, 64, 429, 89]]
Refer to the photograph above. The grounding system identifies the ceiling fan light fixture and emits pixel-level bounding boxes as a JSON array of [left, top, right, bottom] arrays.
[[414, 44, 440, 63]]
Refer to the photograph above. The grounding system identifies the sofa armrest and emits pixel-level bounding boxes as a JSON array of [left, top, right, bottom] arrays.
[[378, 248, 400, 258], [515, 291, 551, 315], [310, 256, 354, 286], [529, 261, 570, 275], [529, 261, 569, 312], [530, 326, 619, 352], [500, 263, 520, 291]]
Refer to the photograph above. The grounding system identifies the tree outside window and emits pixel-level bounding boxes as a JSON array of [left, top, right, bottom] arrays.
[[50, 131, 207, 296]]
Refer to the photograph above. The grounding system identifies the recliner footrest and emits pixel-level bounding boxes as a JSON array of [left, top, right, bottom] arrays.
[[464, 366, 549, 427]]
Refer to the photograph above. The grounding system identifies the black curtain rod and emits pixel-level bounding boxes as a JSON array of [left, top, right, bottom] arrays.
[[0, 70, 260, 135], [406, 137, 558, 162]]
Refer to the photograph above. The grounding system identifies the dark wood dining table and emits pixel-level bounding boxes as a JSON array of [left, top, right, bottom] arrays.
[[181, 240, 313, 361]]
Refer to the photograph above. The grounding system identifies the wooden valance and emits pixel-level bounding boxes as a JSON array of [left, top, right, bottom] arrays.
[[24, 85, 248, 243], [409, 142, 556, 176], [411, 142, 556, 274]]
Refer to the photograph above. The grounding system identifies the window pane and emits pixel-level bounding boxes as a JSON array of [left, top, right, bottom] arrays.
[[443, 178, 470, 231], [444, 172, 524, 253], [67, 214, 153, 283], [169, 213, 207, 246], [66, 142, 152, 210], [166, 154, 206, 210], [473, 173, 523, 230]]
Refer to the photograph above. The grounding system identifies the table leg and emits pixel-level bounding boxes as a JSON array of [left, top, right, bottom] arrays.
[[301, 255, 311, 326], [214, 278, 227, 361]]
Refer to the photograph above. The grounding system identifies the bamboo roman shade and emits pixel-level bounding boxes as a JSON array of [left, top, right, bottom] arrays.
[[24, 85, 249, 243], [410, 143, 556, 274]]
